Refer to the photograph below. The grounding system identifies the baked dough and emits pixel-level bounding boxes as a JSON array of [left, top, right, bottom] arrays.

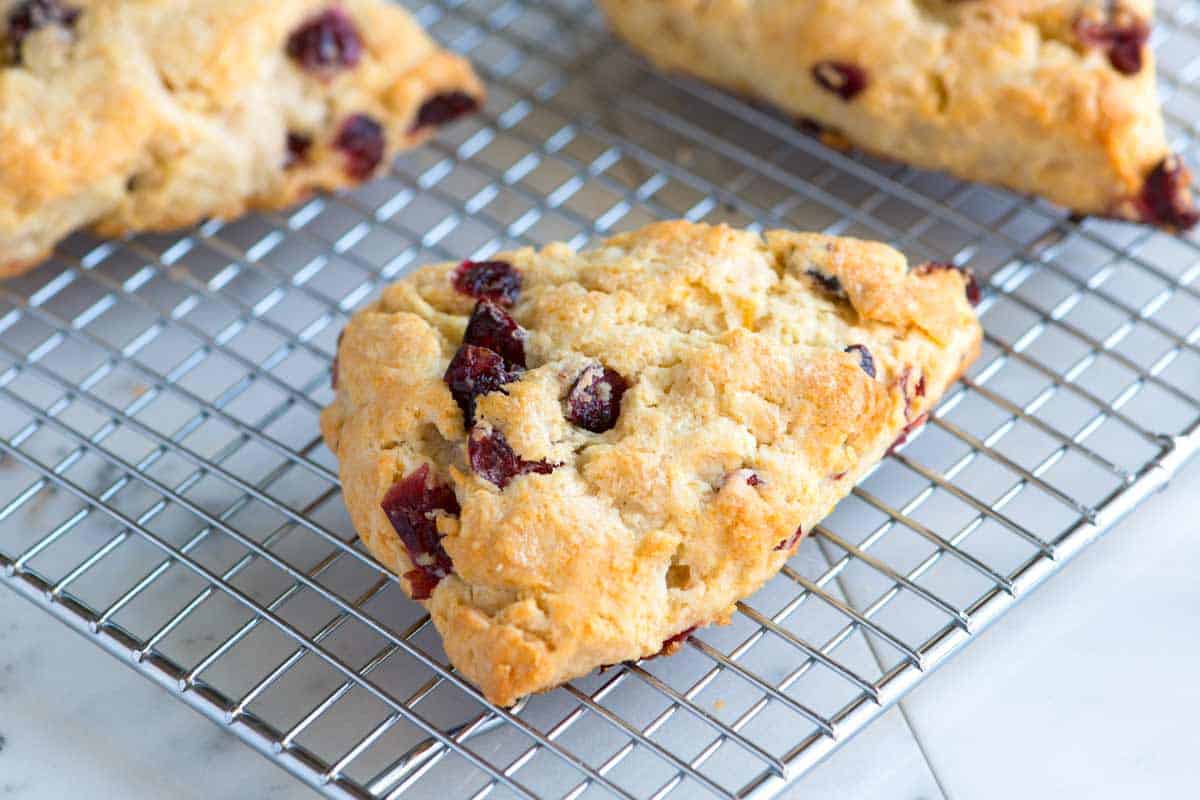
[[321, 221, 983, 706], [0, 0, 483, 276], [596, 0, 1197, 229]]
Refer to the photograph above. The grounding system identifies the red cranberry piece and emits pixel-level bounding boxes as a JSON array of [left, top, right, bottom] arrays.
[[916, 261, 981, 306], [6, 0, 79, 64], [453, 260, 522, 306], [896, 366, 926, 421], [380, 464, 460, 600], [807, 269, 844, 296], [413, 91, 479, 131], [286, 7, 363, 77], [775, 526, 804, 552], [720, 468, 762, 489], [1106, 30, 1146, 74], [1133, 156, 1199, 230], [403, 568, 441, 601], [812, 61, 868, 100], [888, 413, 929, 454], [285, 132, 313, 169], [831, 471, 848, 481], [1075, 9, 1149, 75], [334, 114, 386, 180], [966, 279, 981, 307], [444, 344, 521, 428], [468, 427, 557, 489], [649, 626, 698, 658], [565, 363, 629, 434], [463, 299, 527, 368], [844, 344, 876, 378]]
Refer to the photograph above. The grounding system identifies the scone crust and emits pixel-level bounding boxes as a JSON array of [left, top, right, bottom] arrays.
[[0, 0, 483, 275], [596, 0, 1191, 222], [321, 221, 982, 706]]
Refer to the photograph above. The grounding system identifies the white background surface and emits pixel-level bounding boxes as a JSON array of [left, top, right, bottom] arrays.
[[2, 461, 1197, 799]]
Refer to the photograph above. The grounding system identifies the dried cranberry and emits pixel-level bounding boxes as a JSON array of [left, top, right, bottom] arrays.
[[468, 427, 557, 489], [565, 363, 629, 433], [380, 464, 460, 600], [844, 344, 876, 378], [413, 91, 479, 131], [649, 626, 697, 658], [888, 413, 929, 454], [807, 269, 844, 296], [463, 299, 527, 368], [720, 468, 762, 489], [403, 569, 441, 601], [831, 471, 848, 481], [453, 260, 521, 306], [1133, 156, 1199, 230], [1107, 30, 1146, 74], [1075, 8, 1149, 75], [775, 526, 804, 552], [812, 61, 868, 100], [967, 278, 981, 307], [285, 132, 313, 169], [334, 114, 386, 180], [916, 261, 981, 306], [897, 366, 925, 421], [443, 344, 521, 427], [286, 8, 363, 76], [6, 0, 79, 64]]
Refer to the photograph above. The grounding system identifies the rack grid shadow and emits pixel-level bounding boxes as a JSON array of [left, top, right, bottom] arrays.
[[2, 1, 1199, 798]]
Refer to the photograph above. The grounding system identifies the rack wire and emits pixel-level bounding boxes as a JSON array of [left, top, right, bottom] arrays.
[[2, 0, 1199, 797]]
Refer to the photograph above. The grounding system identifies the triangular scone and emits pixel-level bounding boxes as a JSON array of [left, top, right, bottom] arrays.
[[597, 0, 1197, 229], [321, 221, 982, 706], [0, 0, 483, 277]]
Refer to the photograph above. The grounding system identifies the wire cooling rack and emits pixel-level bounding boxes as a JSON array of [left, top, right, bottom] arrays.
[[2, 0, 1200, 797]]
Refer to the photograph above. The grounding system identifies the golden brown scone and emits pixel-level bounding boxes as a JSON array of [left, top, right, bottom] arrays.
[[320, 221, 983, 706], [596, 0, 1197, 229], [0, 0, 484, 276]]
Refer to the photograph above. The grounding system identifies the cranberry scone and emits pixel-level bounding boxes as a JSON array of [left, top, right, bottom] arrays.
[[597, 0, 1198, 229], [320, 221, 983, 706], [0, 0, 483, 277]]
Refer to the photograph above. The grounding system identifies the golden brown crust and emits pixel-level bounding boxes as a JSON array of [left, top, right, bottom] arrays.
[[0, 0, 483, 276], [0, 251, 50, 279], [321, 221, 982, 706], [596, 0, 1192, 223]]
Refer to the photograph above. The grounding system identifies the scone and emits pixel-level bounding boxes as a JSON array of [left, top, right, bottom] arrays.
[[320, 221, 983, 706], [596, 0, 1198, 229], [0, 0, 483, 276]]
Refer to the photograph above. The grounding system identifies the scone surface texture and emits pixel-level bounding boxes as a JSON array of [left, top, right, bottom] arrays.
[[320, 221, 983, 706], [596, 0, 1197, 228], [0, 0, 483, 276]]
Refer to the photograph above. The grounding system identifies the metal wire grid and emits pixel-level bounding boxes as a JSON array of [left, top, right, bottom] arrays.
[[1, 0, 1199, 797]]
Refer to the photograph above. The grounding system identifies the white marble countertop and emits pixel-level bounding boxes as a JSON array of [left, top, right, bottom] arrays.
[[2, 460, 1197, 800]]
